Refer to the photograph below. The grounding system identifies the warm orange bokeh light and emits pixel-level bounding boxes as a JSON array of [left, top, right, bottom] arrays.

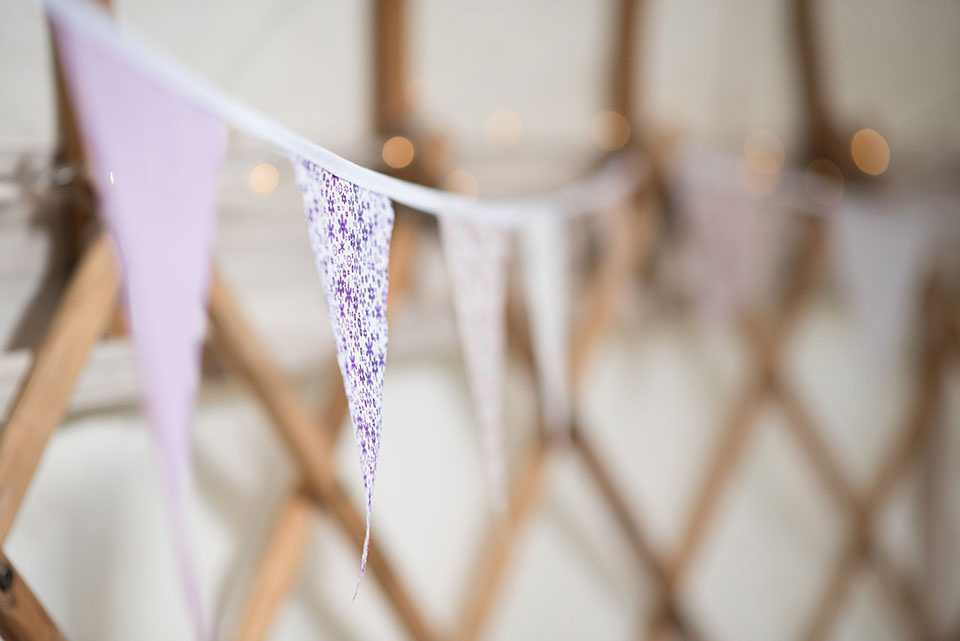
[[248, 163, 279, 194], [382, 136, 415, 169], [589, 111, 631, 151], [851, 128, 890, 176]]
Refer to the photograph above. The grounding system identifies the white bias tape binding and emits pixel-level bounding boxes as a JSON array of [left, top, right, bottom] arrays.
[[40, 0, 647, 226]]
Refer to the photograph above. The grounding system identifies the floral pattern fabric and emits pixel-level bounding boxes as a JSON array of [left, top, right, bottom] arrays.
[[294, 157, 395, 592]]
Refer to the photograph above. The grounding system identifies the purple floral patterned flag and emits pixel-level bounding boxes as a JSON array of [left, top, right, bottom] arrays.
[[51, 15, 226, 640], [293, 158, 394, 593], [440, 219, 510, 512]]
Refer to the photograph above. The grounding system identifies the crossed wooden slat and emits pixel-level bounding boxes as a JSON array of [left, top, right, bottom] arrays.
[[8, 0, 958, 637], [638, 220, 958, 641], [0, 211, 444, 638], [0, 175, 661, 641], [1, 171, 955, 641], [224, 177, 681, 641], [452, 188, 712, 641]]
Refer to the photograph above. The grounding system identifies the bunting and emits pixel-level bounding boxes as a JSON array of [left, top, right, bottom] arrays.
[[440, 219, 510, 511], [833, 201, 932, 365], [522, 218, 572, 434], [673, 153, 780, 322], [293, 157, 395, 592], [51, 16, 227, 640]]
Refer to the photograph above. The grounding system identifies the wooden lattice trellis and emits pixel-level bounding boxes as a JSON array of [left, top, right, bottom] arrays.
[[0, 1, 957, 641]]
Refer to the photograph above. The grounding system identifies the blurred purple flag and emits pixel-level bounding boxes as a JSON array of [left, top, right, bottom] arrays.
[[293, 158, 394, 595], [441, 219, 509, 512], [52, 16, 226, 639]]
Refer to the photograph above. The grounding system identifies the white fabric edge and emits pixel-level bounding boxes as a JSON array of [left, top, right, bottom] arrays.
[[42, 0, 646, 226]]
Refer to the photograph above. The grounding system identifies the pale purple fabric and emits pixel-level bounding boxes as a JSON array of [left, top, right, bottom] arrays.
[[440, 220, 509, 512], [51, 17, 226, 640], [293, 158, 394, 594]]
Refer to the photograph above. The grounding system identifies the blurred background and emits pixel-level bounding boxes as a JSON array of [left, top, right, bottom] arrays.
[[0, 1, 958, 641]]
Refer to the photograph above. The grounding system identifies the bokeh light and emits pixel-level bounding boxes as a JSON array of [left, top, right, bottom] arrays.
[[382, 136, 415, 169], [248, 163, 279, 194], [589, 110, 631, 151], [851, 128, 890, 175]]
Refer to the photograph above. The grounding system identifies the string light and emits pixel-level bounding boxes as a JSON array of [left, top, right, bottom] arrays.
[[382, 136, 415, 169], [444, 169, 480, 199], [743, 130, 785, 175], [851, 128, 890, 176], [589, 111, 631, 151], [804, 158, 844, 206], [108, 171, 116, 185], [483, 109, 524, 149], [248, 162, 279, 194]]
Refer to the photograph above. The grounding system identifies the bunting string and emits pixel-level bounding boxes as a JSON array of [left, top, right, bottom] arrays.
[[40, 0, 646, 226]]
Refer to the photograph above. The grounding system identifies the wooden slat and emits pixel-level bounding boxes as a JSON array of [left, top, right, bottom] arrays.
[[571, 423, 707, 641], [206, 270, 337, 498], [0, 235, 118, 542], [571, 195, 650, 387], [317, 482, 441, 641], [611, 0, 640, 126], [791, 0, 846, 168], [373, 0, 409, 137], [208, 268, 440, 641], [233, 487, 314, 641], [229, 213, 422, 641], [457, 443, 550, 641]]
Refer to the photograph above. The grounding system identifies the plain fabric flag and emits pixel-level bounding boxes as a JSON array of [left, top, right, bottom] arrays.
[[51, 14, 227, 640], [833, 200, 932, 366], [521, 217, 572, 434], [440, 219, 510, 512]]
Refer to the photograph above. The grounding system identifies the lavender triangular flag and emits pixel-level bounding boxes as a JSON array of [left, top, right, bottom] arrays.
[[51, 15, 226, 640], [440, 219, 509, 512], [833, 201, 932, 365], [521, 217, 572, 434], [293, 158, 394, 593]]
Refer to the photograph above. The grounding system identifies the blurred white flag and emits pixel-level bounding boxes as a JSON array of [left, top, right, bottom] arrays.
[[522, 217, 572, 435], [441, 219, 510, 511], [833, 200, 933, 365]]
